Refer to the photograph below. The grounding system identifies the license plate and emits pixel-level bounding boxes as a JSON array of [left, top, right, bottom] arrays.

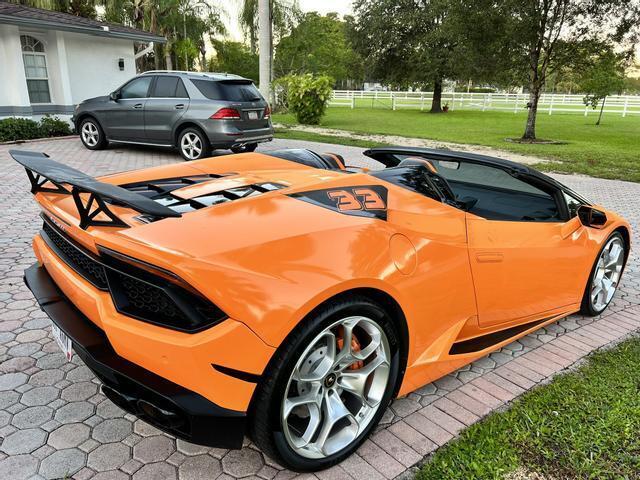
[[248, 111, 258, 120], [51, 324, 73, 361]]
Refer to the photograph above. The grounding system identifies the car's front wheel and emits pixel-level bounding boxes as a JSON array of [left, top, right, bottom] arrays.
[[79, 118, 107, 150], [178, 128, 211, 161], [580, 232, 626, 316], [250, 296, 401, 471]]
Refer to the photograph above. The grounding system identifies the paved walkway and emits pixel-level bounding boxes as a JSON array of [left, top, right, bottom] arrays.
[[0, 137, 638, 480]]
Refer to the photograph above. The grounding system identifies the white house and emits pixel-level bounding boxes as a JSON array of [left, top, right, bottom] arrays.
[[0, 1, 164, 121]]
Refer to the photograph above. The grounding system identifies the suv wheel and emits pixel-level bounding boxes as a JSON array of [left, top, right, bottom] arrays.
[[231, 143, 258, 154], [178, 128, 210, 161], [79, 118, 107, 150]]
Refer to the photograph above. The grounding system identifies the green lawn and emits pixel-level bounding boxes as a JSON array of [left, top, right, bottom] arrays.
[[416, 337, 640, 480], [273, 109, 640, 182]]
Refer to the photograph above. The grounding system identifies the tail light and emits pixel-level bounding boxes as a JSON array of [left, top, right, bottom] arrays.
[[210, 108, 241, 120], [264, 105, 271, 119]]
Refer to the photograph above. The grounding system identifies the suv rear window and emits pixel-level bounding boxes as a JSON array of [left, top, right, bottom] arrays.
[[192, 80, 262, 102]]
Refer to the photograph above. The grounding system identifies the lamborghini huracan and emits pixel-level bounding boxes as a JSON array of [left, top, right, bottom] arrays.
[[14, 146, 629, 471]]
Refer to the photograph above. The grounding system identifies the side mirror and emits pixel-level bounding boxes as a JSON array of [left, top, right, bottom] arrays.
[[577, 205, 607, 229], [109, 91, 120, 101]]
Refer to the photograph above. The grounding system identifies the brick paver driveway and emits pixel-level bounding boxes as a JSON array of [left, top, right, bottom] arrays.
[[0, 137, 638, 480]]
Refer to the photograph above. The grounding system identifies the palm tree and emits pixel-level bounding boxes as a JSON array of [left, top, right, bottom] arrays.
[[239, 0, 299, 86]]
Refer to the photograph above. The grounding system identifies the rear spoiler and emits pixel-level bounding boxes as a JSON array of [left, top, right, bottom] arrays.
[[10, 150, 181, 229]]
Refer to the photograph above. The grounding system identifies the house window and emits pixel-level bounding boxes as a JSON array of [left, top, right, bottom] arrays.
[[21, 35, 51, 104]]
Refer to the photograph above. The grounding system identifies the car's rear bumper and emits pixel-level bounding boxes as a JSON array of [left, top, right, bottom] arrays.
[[24, 262, 247, 449]]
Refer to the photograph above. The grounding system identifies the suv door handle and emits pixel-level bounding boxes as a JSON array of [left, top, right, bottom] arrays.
[[174, 104, 185, 110], [133, 103, 143, 109]]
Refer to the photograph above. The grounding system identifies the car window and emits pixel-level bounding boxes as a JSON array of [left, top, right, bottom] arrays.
[[428, 159, 560, 222], [152, 76, 189, 98], [120, 77, 152, 99], [192, 79, 262, 102], [175, 79, 188, 98]]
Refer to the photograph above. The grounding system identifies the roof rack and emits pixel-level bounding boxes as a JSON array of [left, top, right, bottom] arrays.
[[141, 70, 245, 79]]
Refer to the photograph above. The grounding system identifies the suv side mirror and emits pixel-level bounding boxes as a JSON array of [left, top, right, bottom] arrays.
[[577, 205, 607, 229], [110, 91, 120, 101]]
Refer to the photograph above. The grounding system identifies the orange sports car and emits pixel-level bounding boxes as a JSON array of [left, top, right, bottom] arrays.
[[14, 147, 629, 471]]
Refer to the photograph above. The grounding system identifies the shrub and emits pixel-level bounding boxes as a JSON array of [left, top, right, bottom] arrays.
[[39, 115, 72, 137], [0, 117, 42, 142], [0, 115, 72, 142], [282, 74, 334, 125]]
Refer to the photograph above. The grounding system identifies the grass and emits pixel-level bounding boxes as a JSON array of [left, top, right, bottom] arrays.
[[273, 109, 640, 182], [416, 337, 640, 480]]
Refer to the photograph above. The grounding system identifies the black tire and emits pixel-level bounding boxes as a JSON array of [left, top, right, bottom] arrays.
[[230, 143, 258, 154], [249, 296, 401, 472], [78, 117, 107, 150], [580, 231, 626, 316], [177, 127, 211, 161]]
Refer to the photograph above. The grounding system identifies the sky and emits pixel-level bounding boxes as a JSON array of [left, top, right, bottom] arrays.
[[224, 0, 354, 41]]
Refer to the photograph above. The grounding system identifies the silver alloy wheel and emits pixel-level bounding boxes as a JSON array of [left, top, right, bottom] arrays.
[[281, 316, 391, 459], [81, 121, 99, 147], [591, 236, 625, 311], [181, 132, 203, 160]]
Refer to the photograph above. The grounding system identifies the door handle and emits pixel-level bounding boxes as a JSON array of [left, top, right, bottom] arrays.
[[133, 103, 143, 109], [475, 252, 504, 263], [174, 104, 185, 110]]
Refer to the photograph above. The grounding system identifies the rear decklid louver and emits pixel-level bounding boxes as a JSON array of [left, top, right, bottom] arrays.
[[119, 177, 287, 216]]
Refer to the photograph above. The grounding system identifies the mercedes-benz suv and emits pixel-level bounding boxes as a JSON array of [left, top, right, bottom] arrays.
[[72, 71, 273, 160]]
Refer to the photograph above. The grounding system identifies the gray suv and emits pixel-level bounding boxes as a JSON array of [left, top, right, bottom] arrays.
[[72, 71, 273, 160]]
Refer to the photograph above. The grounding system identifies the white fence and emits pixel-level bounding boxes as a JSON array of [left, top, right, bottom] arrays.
[[329, 90, 640, 117]]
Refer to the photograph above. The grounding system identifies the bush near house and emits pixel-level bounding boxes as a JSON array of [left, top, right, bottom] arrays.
[[0, 115, 72, 143], [279, 74, 334, 125]]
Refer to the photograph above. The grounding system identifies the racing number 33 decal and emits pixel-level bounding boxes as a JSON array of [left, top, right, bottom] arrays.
[[290, 185, 388, 220], [327, 188, 386, 212]]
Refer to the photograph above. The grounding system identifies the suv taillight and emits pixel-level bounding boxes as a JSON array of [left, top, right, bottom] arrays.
[[264, 105, 271, 119], [210, 108, 241, 120]]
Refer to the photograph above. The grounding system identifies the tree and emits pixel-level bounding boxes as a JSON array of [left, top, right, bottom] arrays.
[[209, 40, 258, 80], [238, 0, 299, 54], [103, 0, 225, 71], [580, 48, 627, 126], [462, 0, 640, 140], [274, 12, 363, 88], [351, 0, 461, 113], [258, 0, 271, 101]]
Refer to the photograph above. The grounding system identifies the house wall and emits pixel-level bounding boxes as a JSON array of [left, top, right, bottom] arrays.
[[0, 26, 138, 122], [63, 32, 136, 104]]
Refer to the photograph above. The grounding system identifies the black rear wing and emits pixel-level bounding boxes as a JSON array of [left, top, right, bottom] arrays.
[[10, 150, 181, 229]]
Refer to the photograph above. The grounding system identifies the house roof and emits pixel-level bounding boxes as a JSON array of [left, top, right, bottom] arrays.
[[0, 1, 165, 43]]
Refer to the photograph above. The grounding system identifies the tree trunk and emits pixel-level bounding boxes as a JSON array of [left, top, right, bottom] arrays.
[[522, 82, 541, 140], [154, 44, 160, 70], [165, 42, 173, 71], [258, 0, 272, 103], [596, 96, 606, 126], [430, 77, 442, 113]]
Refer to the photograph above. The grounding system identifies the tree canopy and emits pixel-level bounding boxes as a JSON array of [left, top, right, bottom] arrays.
[[274, 12, 364, 88]]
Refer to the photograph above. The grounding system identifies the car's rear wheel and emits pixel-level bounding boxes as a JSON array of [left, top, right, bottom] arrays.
[[250, 296, 400, 471], [79, 118, 107, 150], [580, 232, 626, 316], [178, 128, 210, 161], [231, 143, 258, 154]]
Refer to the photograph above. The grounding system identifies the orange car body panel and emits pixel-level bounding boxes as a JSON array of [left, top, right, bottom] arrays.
[[30, 152, 631, 409]]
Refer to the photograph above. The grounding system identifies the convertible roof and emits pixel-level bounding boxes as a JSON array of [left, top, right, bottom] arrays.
[[363, 146, 587, 200]]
